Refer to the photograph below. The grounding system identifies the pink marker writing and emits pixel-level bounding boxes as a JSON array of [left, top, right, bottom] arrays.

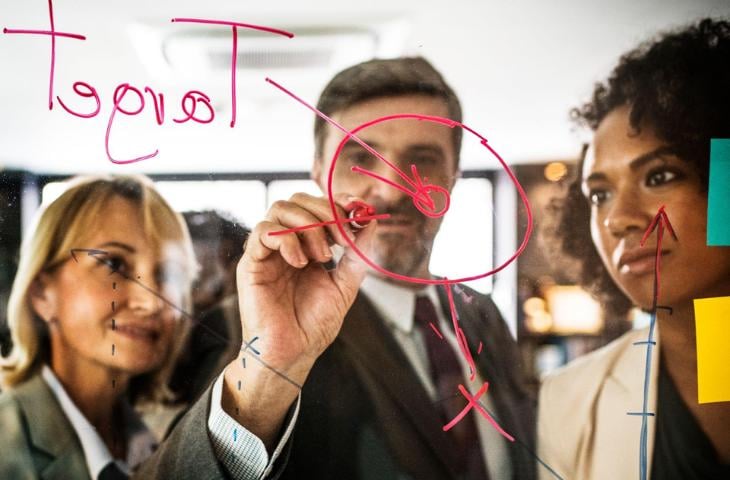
[[3, 1, 294, 164]]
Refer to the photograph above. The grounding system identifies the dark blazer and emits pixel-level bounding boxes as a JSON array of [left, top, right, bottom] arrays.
[[19, 283, 527, 480], [0, 373, 232, 480], [282, 285, 536, 480]]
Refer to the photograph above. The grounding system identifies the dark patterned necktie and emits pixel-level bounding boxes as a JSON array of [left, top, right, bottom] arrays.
[[414, 295, 490, 480], [98, 462, 128, 480]]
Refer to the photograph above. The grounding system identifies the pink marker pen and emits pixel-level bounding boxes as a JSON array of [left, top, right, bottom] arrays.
[[346, 201, 375, 229]]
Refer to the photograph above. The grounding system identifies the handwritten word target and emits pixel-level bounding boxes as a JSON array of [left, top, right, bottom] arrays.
[[3, 0, 293, 164]]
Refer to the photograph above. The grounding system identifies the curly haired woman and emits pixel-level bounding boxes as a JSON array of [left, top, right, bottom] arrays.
[[538, 19, 730, 480]]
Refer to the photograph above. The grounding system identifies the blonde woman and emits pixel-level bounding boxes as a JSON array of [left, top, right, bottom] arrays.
[[0, 175, 197, 478]]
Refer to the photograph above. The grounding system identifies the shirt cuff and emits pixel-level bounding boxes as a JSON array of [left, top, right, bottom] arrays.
[[207, 371, 300, 479]]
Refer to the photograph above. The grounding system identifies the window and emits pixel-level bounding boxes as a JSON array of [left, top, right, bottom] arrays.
[[430, 177, 493, 293], [40, 174, 494, 292], [155, 181, 267, 228]]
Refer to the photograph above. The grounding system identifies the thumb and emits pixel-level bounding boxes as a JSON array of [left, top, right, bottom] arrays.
[[331, 220, 375, 302]]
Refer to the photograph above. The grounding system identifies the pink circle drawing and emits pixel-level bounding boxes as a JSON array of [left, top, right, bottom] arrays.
[[326, 113, 533, 286]]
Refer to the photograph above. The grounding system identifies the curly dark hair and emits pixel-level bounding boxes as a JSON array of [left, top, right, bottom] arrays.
[[545, 18, 730, 315]]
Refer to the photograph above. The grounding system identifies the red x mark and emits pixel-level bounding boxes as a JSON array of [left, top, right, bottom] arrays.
[[443, 382, 515, 442]]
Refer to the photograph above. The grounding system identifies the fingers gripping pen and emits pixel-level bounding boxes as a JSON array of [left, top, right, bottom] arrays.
[[320, 200, 376, 271], [267, 200, 385, 237]]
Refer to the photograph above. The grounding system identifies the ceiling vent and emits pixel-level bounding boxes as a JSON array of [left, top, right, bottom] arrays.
[[210, 48, 334, 70], [129, 20, 409, 104], [160, 26, 378, 73]]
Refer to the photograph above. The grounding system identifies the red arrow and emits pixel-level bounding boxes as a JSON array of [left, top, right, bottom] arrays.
[[639, 205, 677, 304], [265, 77, 450, 218]]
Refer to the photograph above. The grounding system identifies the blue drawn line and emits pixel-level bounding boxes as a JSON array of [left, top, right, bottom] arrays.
[[73, 248, 302, 390], [476, 399, 565, 480], [637, 309, 657, 480], [633, 222, 664, 480], [434, 393, 564, 480], [632, 341, 656, 346], [233, 428, 237, 442], [243, 336, 260, 355], [70, 248, 108, 262]]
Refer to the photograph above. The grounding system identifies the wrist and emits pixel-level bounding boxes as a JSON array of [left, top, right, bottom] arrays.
[[220, 352, 310, 448]]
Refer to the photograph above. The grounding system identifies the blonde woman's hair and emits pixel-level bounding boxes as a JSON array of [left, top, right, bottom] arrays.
[[1, 174, 197, 403]]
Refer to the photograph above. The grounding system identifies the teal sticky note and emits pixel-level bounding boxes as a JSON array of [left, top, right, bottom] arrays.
[[708, 139, 730, 246]]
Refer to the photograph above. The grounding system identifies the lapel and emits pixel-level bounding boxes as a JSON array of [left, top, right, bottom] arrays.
[[338, 292, 463, 476], [437, 284, 537, 480], [590, 326, 660, 480], [435, 286, 503, 387], [13, 374, 91, 480]]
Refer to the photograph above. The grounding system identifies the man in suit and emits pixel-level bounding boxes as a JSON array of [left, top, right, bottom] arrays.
[[267, 57, 535, 479], [137, 57, 535, 480]]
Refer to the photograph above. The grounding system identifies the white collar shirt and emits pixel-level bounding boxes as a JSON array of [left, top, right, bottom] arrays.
[[41, 366, 157, 479], [359, 274, 511, 480]]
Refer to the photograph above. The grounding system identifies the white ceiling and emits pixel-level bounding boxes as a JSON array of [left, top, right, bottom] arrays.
[[1, 0, 728, 175]]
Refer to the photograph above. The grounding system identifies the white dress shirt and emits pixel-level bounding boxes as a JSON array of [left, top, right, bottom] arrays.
[[360, 274, 512, 480], [41, 365, 296, 480], [41, 366, 154, 478], [207, 372, 300, 479]]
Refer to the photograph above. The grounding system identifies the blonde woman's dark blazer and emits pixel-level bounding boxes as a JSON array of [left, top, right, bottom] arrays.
[[0, 373, 238, 479]]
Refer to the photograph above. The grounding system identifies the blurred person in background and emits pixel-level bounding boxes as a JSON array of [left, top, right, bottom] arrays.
[[170, 211, 250, 404], [183, 210, 248, 315]]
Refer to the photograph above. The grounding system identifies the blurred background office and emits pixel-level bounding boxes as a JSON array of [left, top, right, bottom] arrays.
[[1, 0, 728, 398]]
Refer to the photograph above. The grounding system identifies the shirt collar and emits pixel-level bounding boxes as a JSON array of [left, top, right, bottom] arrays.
[[360, 274, 441, 334], [41, 366, 156, 479]]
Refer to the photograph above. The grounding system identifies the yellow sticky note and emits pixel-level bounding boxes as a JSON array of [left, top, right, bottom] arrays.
[[694, 296, 730, 404]]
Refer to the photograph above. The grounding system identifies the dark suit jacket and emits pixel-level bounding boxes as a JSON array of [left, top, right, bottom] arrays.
[[23, 283, 526, 480], [282, 285, 536, 480], [0, 372, 233, 479]]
